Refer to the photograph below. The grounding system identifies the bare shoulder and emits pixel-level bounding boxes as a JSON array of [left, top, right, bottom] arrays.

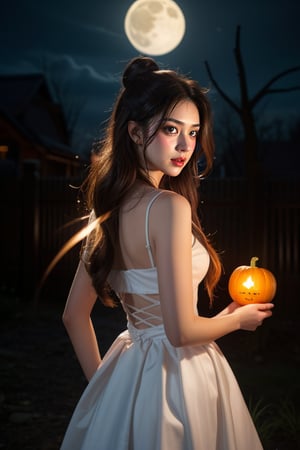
[[155, 190, 191, 211], [150, 191, 193, 267], [151, 190, 192, 229]]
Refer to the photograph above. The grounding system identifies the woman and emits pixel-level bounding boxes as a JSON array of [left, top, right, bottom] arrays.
[[61, 56, 273, 449]]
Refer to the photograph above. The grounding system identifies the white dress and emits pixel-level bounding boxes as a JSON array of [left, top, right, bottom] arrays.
[[61, 192, 263, 450]]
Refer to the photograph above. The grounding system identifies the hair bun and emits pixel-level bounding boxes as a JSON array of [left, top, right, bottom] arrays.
[[122, 56, 159, 88]]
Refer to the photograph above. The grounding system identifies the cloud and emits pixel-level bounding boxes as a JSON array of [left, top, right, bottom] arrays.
[[34, 54, 121, 133], [44, 54, 120, 85], [0, 52, 119, 86]]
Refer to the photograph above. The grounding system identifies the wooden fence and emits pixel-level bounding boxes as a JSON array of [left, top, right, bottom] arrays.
[[1, 160, 85, 303], [1, 160, 299, 316]]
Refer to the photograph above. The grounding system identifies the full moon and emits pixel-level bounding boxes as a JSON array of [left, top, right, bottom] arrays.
[[124, 0, 186, 56]]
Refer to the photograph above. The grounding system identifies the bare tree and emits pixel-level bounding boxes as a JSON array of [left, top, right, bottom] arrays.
[[204, 26, 300, 257], [205, 25, 300, 180]]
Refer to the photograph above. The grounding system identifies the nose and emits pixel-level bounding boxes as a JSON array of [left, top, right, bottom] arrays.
[[175, 133, 192, 152]]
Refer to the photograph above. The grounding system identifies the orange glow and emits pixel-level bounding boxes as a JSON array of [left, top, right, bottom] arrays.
[[242, 276, 255, 289]]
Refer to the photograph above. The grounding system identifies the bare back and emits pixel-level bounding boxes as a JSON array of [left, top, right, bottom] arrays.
[[108, 187, 210, 330], [110, 188, 164, 328]]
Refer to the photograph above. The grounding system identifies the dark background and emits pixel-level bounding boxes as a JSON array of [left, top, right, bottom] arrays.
[[0, 1, 299, 448]]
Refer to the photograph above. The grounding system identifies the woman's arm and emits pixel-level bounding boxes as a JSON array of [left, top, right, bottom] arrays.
[[152, 193, 274, 347], [214, 302, 240, 317], [62, 260, 101, 381]]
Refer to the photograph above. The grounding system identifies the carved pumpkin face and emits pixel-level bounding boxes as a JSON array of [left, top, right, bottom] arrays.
[[228, 257, 276, 305]]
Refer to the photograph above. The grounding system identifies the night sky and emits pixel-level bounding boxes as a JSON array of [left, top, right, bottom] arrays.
[[1, 0, 299, 152]]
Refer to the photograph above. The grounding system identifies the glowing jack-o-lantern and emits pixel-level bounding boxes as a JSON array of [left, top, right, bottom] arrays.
[[228, 257, 276, 305]]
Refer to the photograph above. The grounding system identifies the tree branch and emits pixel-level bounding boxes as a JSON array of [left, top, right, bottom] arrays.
[[204, 61, 242, 115], [250, 66, 300, 108]]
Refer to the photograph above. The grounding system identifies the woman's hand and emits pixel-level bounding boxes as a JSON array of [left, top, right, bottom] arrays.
[[232, 302, 274, 331]]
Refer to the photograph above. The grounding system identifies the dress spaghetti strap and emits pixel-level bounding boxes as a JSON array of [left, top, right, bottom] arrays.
[[145, 191, 163, 268]]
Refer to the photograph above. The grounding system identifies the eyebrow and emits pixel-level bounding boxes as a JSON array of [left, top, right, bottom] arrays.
[[162, 117, 200, 127]]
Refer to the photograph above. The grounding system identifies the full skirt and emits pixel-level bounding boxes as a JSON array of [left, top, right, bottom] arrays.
[[61, 323, 263, 450]]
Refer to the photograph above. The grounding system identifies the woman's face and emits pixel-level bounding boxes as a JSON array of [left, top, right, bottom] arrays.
[[142, 100, 200, 186]]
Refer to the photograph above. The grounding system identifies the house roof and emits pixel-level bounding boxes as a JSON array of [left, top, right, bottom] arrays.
[[0, 73, 87, 162], [0, 108, 78, 159]]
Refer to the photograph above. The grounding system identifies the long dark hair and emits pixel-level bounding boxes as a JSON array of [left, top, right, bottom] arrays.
[[83, 56, 222, 306]]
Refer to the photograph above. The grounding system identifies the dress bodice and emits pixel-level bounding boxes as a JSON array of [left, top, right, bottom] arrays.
[[108, 240, 209, 297], [108, 192, 210, 328]]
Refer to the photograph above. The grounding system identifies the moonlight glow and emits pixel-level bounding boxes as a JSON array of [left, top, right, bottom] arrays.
[[124, 0, 186, 56]]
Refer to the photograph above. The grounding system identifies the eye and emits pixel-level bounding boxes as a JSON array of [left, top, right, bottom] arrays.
[[190, 129, 199, 138], [163, 125, 178, 135]]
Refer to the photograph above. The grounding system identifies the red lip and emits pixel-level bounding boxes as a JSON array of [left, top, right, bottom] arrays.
[[171, 157, 186, 167]]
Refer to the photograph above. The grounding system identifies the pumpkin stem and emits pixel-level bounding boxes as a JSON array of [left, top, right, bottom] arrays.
[[250, 256, 259, 267]]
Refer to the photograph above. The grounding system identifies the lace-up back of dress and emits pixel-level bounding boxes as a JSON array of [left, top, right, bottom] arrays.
[[108, 191, 210, 329], [108, 192, 163, 329]]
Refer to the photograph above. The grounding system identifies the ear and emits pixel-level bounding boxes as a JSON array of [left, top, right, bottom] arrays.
[[128, 121, 143, 145]]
